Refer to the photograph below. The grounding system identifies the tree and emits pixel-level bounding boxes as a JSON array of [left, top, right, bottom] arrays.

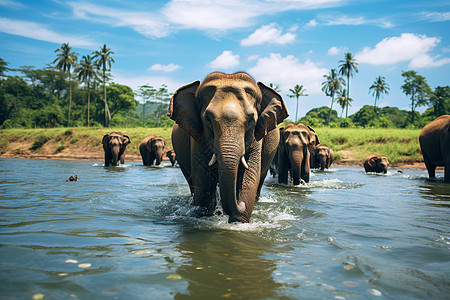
[[0, 57, 10, 78], [338, 52, 358, 117], [288, 84, 308, 121], [269, 83, 282, 93], [93, 44, 115, 127], [76, 55, 98, 126], [428, 86, 450, 118], [401, 70, 431, 124], [322, 69, 345, 125], [53, 43, 78, 126], [137, 84, 157, 126], [336, 89, 353, 118], [106, 83, 136, 121], [369, 76, 390, 112]]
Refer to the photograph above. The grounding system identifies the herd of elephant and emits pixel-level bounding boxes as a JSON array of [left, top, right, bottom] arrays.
[[101, 72, 450, 223]]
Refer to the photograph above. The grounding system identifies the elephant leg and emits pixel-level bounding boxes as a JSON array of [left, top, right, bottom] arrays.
[[104, 150, 112, 166], [258, 129, 279, 197], [301, 152, 311, 183], [423, 152, 436, 179], [445, 161, 450, 183], [120, 154, 125, 165]]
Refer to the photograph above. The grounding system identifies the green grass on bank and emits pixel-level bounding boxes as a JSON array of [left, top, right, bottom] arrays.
[[0, 127, 423, 164]]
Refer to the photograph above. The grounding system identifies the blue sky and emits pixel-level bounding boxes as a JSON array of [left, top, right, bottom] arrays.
[[1, 0, 449, 119]]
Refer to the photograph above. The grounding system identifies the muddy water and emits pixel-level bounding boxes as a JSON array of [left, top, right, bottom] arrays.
[[0, 158, 448, 299]]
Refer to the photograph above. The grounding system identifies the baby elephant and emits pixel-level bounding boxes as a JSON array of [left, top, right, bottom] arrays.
[[139, 136, 166, 166], [166, 149, 177, 167], [363, 154, 389, 173], [311, 144, 334, 171]]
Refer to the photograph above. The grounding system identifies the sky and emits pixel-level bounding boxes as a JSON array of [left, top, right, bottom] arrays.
[[0, 0, 449, 119]]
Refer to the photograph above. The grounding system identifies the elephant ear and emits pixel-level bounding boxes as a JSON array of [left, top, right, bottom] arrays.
[[102, 134, 109, 146], [255, 82, 289, 141], [168, 81, 202, 142], [368, 156, 376, 168], [122, 135, 131, 146], [307, 126, 320, 152]]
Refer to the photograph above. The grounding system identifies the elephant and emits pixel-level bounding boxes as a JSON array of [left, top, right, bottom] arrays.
[[419, 115, 450, 182], [168, 72, 288, 223], [102, 132, 131, 166], [277, 123, 320, 185], [363, 154, 389, 173], [311, 144, 334, 171], [139, 135, 166, 166], [166, 149, 177, 167]]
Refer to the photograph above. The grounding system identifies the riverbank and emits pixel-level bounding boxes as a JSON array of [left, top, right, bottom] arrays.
[[0, 127, 426, 168]]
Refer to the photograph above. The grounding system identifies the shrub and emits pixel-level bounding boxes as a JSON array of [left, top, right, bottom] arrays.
[[30, 135, 50, 151]]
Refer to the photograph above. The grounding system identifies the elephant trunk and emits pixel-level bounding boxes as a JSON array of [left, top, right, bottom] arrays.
[[111, 145, 120, 166], [289, 149, 303, 186], [155, 149, 163, 165], [318, 155, 326, 171]]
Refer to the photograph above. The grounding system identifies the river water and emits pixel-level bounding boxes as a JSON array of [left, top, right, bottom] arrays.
[[0, 158, 449, 299]]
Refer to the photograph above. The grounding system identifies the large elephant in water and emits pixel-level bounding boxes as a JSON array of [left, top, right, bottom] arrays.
[[139, 135, 165, 166], [168, 72, 288, 223], [311, 144, 334, 171], [363, 154, 389, 173], [278, 123, 319, 184], [419, 115, 450, 182], [102, 132, 131, 166]]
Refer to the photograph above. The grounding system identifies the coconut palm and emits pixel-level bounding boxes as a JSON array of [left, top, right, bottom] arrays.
[[336, 89, 353, 118], [322, 69, 345, 125], [93, 44, 115, 127], [269, 83, 282, 93], [369, 76, 390, 113], [53, 43, 78, 126], [76, 55, 98, 127], [288, 84, 308, 121], [338, 52, 358, 117]]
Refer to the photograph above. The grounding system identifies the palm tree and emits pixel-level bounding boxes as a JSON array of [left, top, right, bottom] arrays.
[[288, 84, 308, 121], [336, 89, 353, 118], [322, 69, 345, 125], [269, 83, 282, 93], [76, 55, 98, 127], [338, 52, 358, 118], [93, 44, 115, 127], [369, 76, 390, 113], [53, 43, 78, 126]]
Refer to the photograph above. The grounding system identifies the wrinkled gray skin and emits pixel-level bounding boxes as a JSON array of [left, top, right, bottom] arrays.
[[278, 123, 320, 185], [102, 132, 131, 166], [363, 154, 389, 173], [139, 135, 166, 166], [168, 72, 288, 223], [419, 115, 450, 182], [166, 149, 177, 167], [311, 144, 334, 171]]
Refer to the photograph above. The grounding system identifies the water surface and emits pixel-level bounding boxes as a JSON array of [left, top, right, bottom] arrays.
[[0, 158, 449, 299]]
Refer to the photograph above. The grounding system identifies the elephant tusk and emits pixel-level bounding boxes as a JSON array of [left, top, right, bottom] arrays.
[[241, 156, 249, 170], [208, 154, 217, 167]]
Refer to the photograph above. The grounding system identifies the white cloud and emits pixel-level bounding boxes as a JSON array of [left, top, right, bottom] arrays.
[[240, 23, 296, 46], [247, 53, 328, 95], [355, 33, 450, 68], [307, 14, 393, 28], [69, 2, 171, 38], [328, 46, 340, 55], [207, 51, 240, 69], [247, 55, 259, 61], [0, 0, 24, 8], [112, 73, 183, 98], [149, 63, 181, 72], [0, 17, 96, 48], [420, 11, 450, 22]]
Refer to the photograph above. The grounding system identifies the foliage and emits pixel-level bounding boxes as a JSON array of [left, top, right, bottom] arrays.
[[93, 44, 115, 127], [299, 106, 338, 127], [401, 70, 431, 125], [288, 84, 308, 121], [322, 69, 345, 125], [369, 76, 390, 112], [338, 52, 358, 117]]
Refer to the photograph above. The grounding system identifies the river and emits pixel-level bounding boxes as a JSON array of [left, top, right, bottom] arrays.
[[0, 158, 449, 299]]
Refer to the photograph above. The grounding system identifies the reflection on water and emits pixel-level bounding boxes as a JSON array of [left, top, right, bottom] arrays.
[[0, 159, 449, 299]]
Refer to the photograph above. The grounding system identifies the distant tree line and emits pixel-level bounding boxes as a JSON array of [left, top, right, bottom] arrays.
[[279, 52, 449, 128], [0, 47, 174, 129]]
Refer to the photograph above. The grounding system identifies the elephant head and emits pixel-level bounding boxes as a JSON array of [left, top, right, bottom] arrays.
[[102, 132, 131, 166], [278, 123, 319, 184], [366, 154, 389, 174], [166, 149, 176, 167], [314, 144, 333, 171], [168, 72, 288, 222], [148, 136, 165, 165]]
